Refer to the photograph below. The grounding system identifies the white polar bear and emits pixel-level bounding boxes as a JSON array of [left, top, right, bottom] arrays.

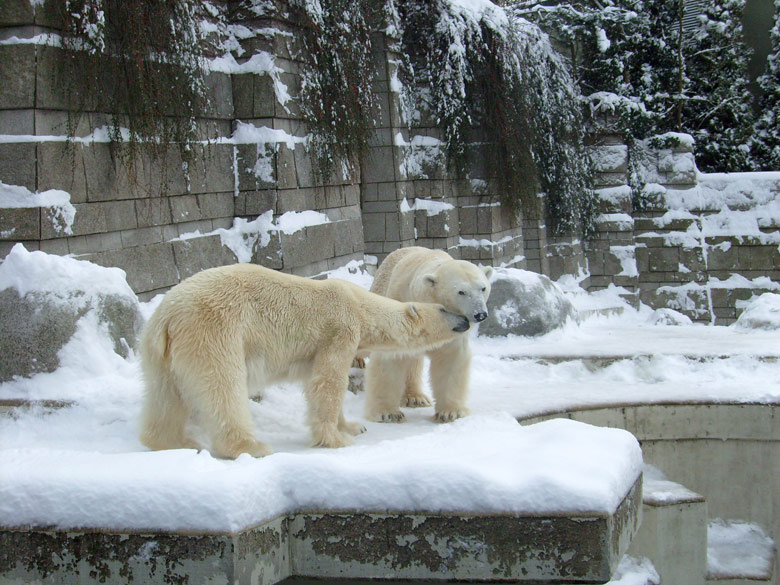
[[139, 263, 469, 459], [364, 247, 493, 423]]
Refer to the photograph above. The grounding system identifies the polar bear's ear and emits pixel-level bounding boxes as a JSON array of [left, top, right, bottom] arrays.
[[406, 304, 419, 319], [482, 266, 494, 280], [423, 274, 437, 287]]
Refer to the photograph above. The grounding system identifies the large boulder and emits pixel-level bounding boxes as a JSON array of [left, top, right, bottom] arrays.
[[479, 267, 579, 337], [733, 292, 780, 331], [0, 244, 142, 382]]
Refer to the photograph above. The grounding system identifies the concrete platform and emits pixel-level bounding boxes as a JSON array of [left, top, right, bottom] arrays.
[[0, 477, 641, 585]]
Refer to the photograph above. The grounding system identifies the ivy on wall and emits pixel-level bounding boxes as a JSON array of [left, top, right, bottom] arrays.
[[57, 0, 209, 171], [390, 0, 594, 236], [287, 0, 376, 180]]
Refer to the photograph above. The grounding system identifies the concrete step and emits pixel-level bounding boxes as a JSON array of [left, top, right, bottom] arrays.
[[706, 519, 775, 585], [629, 465, 708, 585]]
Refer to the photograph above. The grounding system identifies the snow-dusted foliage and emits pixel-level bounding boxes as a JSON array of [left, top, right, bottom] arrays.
[[524, 0, 765, 174], [683, 0, 755, 172], [526, 1, 681, 205], [287, 0, 375, 178], [752, 0, 780, 170], [393, 0, 594, 235]]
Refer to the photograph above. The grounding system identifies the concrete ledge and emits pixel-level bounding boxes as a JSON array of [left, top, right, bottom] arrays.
[[0, 479, 641, 585], [519, 401, 779, 585]]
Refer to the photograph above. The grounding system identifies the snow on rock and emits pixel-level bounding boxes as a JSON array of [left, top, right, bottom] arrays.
[[0, 244, 141, 382], [0, 414, 642, 532], [733, 292, 780, 330], [479, 267, 579, 337], [0, 181, 76, 236], [646, 308, 693, 326]]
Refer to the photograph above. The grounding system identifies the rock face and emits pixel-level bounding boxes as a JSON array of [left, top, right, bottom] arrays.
[[0, 245, 142, 382], [479, 268, 579, 337]]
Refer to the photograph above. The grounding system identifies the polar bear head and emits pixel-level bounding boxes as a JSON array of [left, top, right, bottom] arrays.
[[423, 260, 494, 324]]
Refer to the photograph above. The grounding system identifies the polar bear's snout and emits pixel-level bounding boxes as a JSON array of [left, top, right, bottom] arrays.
[[474, 311, 488, 323], [441, 308, 471, 332]]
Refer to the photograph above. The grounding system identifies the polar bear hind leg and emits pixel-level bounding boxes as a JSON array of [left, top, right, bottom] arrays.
[[178, 351, 272, 459], [139, 369, 200, 452]]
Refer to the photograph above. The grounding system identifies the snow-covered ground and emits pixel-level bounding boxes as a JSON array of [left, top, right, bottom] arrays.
[[1, 250, 779, 582]]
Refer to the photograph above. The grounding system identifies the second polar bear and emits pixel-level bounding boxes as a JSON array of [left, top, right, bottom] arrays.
[[364, 247, 493, 422]]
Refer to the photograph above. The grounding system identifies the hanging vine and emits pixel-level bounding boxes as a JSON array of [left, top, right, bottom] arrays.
[[57, 0, 210, 172]]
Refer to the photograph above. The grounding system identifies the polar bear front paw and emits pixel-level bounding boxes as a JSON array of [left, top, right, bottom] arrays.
[[311, 423, 353, 448], [434, 408, 470, 423], [376, 411, 406, 423], [403, 392, 432, 408]]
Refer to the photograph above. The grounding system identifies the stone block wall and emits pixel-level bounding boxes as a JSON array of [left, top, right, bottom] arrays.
[[1, 0, 777, 320], [586, 133, 780, 324], [0, 0, 365, 299]]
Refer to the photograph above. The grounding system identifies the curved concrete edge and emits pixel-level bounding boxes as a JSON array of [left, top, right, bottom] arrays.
[[0, 479, 641, 585], [518, 402, 780, 442], [518, 402, 779, 585]]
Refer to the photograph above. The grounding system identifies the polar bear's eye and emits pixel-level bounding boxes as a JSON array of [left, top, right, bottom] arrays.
[[481, 287, 486, 292], [458, 290, 466, 295]]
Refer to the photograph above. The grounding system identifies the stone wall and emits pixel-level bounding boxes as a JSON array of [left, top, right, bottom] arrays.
[[1, 0, 778, 320], [585, 131, 780, 324]]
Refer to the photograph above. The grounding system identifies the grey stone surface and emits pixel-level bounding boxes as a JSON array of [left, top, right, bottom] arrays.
[[172, 234, 238, 281], [0, 142, 36, 191], [0, 208, 40, 240], [37, 142, 89, 204], [0, 108, 34, 134], [480, 268, 579, 338], [0, 45, 35, 109], [0, 285, 141, 382], [0, 0, 34, 25]]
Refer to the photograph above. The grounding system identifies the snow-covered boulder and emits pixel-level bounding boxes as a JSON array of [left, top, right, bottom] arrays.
[[479, 268, 579, 337], [647, 308, 693, 326], [0, 244, 142, 382], [733, 293, 780, 331]]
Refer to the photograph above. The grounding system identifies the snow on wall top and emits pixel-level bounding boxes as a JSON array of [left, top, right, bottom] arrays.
[[0, 413, 642, 532]]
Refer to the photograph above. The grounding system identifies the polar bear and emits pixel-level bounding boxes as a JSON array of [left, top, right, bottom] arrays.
[[364, 247, 493, 423], [139, 263, 469, 459]]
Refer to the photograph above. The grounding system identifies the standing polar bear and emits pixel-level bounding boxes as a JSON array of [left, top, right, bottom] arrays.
[[139, 263, 470, 459], [364, 247, 493, 423]]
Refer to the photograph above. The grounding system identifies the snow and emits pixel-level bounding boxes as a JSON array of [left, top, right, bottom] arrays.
[[0, 243, 134, 302], [174, 210, 330, 263], [1, 250, 780, 537], [400, 197, 455, 216], [707, 519, 775, 580], [0, 181, 76, 236]]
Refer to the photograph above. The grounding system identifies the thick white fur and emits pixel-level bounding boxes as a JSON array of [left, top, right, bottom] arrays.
[[139, 263, 468, 459], [364, 247, 493, 423]]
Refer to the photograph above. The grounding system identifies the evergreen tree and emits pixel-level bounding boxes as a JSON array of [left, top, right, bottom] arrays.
[[752, 0, 780, 169], [682, 0, 755, 171]]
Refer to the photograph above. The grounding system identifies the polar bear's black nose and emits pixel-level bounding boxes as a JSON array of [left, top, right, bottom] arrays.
[[474, 311, 487, 323]]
